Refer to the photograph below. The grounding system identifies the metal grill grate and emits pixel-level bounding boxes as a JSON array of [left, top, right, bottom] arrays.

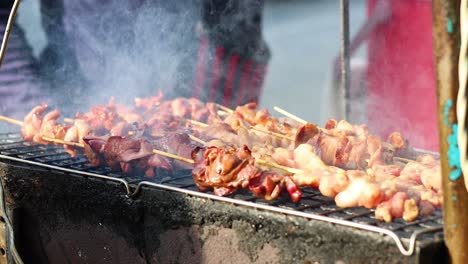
[[0, 133, 444, 256]]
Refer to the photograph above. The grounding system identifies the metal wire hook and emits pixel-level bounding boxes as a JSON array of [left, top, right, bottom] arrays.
[[0, 0, 21, 68]]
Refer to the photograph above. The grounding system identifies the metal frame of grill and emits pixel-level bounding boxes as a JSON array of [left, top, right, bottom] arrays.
[[0, 133, 444, 257]]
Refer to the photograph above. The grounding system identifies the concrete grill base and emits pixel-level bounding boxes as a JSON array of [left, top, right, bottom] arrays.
[[0, 163, 448, 264]]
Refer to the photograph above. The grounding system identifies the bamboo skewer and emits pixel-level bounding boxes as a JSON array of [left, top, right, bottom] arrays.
[[42, 136, 84, 148], [211, 106, 295, 141], [0, 115, 23, 126], [0, 113, 412, 177], [189, 117, 293, 141], [186, 119, 209, 128], [44, 135, 193, 164], [43, 135, 193, 164], [42, 136, 193, 164], [217, 110, 229, 116], [393, 157, 413, 164], [152, 149, 194, 164], [186, 134, 207, 145], [188, 134, 207, 145], [273, 106, 308, 125], [255, 159, 303, 174], [127, 131, 165, 137], [214, 103, 234, 114], [62, 118, 216, 146], [250, 127, 294, 141], [0, 115, 194, 165], [128, 130, 205, 146]]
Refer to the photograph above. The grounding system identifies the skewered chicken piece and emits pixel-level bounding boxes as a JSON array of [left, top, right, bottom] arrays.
[[222, 103, 298, 140], [12, 97, 444, 223], [293, 120, 417, 170], [192, 145, 302, 202], [63, 119, 92, 157], [293, 144, 352, 198], [190, 115, 442, 222], [22, 103, 68, 144], [137, 95, 220, 125], [73, 97, 139, 135], [400, 154, 442, 192], [290, 143, 441, 222]]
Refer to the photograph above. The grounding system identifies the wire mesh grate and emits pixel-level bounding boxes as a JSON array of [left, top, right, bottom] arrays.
[[0, 133, 444, 256]]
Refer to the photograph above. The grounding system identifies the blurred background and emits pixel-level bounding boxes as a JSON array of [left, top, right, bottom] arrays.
[[260, 0, 366, 124], [8, 0, 441, 151], [16, 0, 367, 125]]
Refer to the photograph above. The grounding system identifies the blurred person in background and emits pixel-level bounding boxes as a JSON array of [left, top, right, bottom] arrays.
[[39, 0, 270, 113], [0, 0, 269, 121], [0, 1, 44, 125]]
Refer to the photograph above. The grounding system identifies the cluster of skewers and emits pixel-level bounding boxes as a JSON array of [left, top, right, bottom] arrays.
[[0, 94, 442, 222]]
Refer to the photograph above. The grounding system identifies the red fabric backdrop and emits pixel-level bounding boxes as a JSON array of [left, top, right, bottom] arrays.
[[366, 0, 438, 151]]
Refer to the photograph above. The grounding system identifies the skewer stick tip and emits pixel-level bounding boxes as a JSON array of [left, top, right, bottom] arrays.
[[42, 136, 84, 148], [273, 106, 307, 125], [187, 119, 209, 128], [0, 115, 23, 126], [214, 103, 234, 114], [393, 156, 413, 164], [188, 134, 208, 145], [152, 149, 194, 164], [250, 126, 294, 141], [255, 158, 303, 174], [217, 110, 229, 116], [63, 118, 74, 123]]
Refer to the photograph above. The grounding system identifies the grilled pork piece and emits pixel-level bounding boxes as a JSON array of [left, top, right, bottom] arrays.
[[152, 132, 200, 170], [294, 120, 398, 170], [22, 103, 69, 145], [291, 143, 442, 222], [63, 119, 92, 157], [400, 154, 442, 192], [221, 103, 297, 139], [375, 192, 411, 222], [83, 135, 172, 177], [74, 98, 135, 135], [134, 91, 164, 112], [19, 99, 443, 223], [22, 103, 49, 142], [192, 145, 302, 202], [139, 96, 220, 125]]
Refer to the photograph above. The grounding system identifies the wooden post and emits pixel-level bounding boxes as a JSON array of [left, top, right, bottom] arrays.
[[432, 0, 468, 263]]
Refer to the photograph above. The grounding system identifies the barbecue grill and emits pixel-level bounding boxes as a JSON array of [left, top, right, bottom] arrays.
[[0, 0, 467, 263], [0, 133, 448, 263]]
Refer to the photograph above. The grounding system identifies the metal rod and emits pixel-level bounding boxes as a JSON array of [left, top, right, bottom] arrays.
[[340, 0, 351, 120], [432, 0, 468, 263], [0, 0, 21, 68]]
